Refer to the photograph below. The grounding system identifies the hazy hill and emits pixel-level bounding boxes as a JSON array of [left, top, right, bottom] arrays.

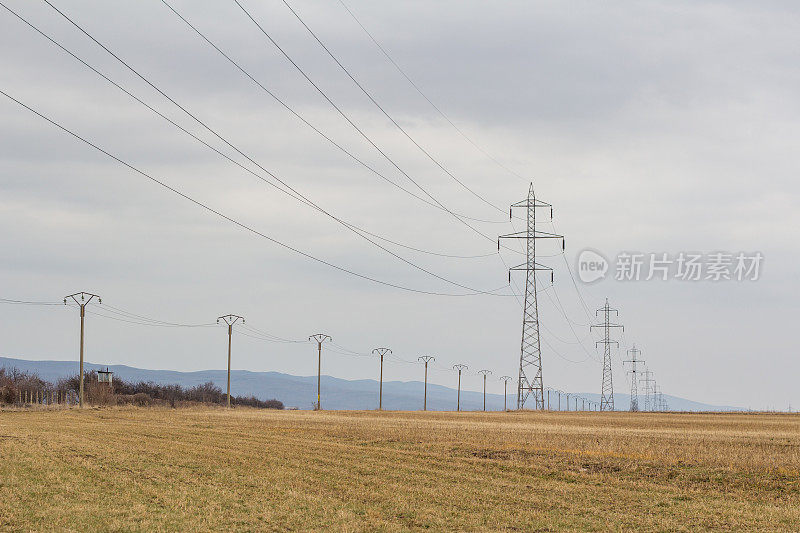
[[1, 356, 739, 411]]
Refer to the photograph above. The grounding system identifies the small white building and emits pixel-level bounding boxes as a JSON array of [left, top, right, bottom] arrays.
[[97, 367, 113, 386]]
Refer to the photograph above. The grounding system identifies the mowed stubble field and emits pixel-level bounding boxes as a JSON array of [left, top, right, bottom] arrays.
[[0, 407, 798, 531]]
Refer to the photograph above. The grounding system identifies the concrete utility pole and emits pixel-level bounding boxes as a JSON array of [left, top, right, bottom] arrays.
[[478, 370, 492, 411], [624, 345, 643, 412], [309, 334, 331, 410], [418, 356, 435, 411], [218, 314, 245, 408], [500, 376, 512, 411], [591, 298, 623, 411], [64, 292, 101, 408], [372, 348, 391, 410], [498, 184, 564, 410], [453, 364, 468, 411]]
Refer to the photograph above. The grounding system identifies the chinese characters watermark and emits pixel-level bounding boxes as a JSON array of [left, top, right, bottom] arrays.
[[577, 250, 763, 283]]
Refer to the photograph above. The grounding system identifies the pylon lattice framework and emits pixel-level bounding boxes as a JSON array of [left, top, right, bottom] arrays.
[[499, 183, 564, 410], [624, 345, 642, 412], [592, 299, 623, 411], [640, 368, 655, 412]]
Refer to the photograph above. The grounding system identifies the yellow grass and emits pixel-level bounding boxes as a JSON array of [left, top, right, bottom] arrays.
[[1, 407, 798, 531]]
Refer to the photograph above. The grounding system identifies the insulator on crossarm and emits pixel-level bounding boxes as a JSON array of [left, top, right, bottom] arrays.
[[550, 207, 553, 219], [551, 271, 554, 283], [508, 271, 511, 284], [562, 238, 565, 251], [509, 208, 512, 221]]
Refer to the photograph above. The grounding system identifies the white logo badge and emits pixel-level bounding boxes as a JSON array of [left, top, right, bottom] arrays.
[[577, 249, 608, 283]]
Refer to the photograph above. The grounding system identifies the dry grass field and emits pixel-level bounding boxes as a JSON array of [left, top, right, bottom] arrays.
[[1, 407, 798, 531]]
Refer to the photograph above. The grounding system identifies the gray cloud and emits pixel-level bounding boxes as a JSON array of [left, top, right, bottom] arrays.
[[0, 0, 798, 409]]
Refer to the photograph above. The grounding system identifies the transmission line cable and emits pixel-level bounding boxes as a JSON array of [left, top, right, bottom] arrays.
[[0, 87, 510, 297], [337, 0, 529, 184], [158, 0, 508, 227], [26, 2, 518, 293], [228, 0, 520, 246], [4, 2, 504, 262], [281, 0, 511, 215]]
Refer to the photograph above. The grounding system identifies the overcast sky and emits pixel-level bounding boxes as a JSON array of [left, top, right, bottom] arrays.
[[1, 0, 798, 410]]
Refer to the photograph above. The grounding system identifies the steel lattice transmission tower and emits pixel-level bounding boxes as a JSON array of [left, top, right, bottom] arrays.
[[499, 183, 564, 410], [591, 299, 623, 411], [640, 368, 655, 412], [624, 345, 643, 412]]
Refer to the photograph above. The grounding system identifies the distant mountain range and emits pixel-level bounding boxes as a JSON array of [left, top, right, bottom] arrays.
[[1, 356, 740, 411]]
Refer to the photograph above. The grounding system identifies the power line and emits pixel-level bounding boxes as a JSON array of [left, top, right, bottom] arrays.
[[0, 87, 509, 298], [229, 0, 521, 249], [337, 0, 529, 185], [0, 298, 63, 306], [0, 0, 503, 264], [157, 0, 509, 227], [21, 2, 513, 295], [281, 0, 510, 216]]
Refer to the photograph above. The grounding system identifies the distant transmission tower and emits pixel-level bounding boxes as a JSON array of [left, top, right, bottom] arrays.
[[624, 345, 642, 412], [499, 183, 564, 410], [641, 368, 655, 412], [654, 385, 665, 412], [591, 299, 623, 411]]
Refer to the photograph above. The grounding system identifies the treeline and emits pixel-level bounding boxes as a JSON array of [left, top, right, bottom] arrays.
[[0, 367, 283, 409]]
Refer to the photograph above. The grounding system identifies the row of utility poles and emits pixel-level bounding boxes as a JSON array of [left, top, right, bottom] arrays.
[[62, 291, 616, 412]]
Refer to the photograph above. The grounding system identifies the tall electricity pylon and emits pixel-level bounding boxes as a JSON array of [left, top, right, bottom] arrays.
[[64, 292, 101, 408], [372, 348, 391, 410], [641, 368, 655, 412], [591, 299, 623, 411], [624, 345, 643, 412], [499, 183, 564, 410], [218, 314, 245, 408], [453, 364, 468, 411], [309, 333, 331, 410], [654, 384, 665, 412]]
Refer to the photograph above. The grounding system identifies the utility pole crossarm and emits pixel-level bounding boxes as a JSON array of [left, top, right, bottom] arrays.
[[508, 262, 557, 272], [510, 197, 552, 209], [498, 230, 564, 239], [64, 292, 101, 306], [217, 314, 245, 326]]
